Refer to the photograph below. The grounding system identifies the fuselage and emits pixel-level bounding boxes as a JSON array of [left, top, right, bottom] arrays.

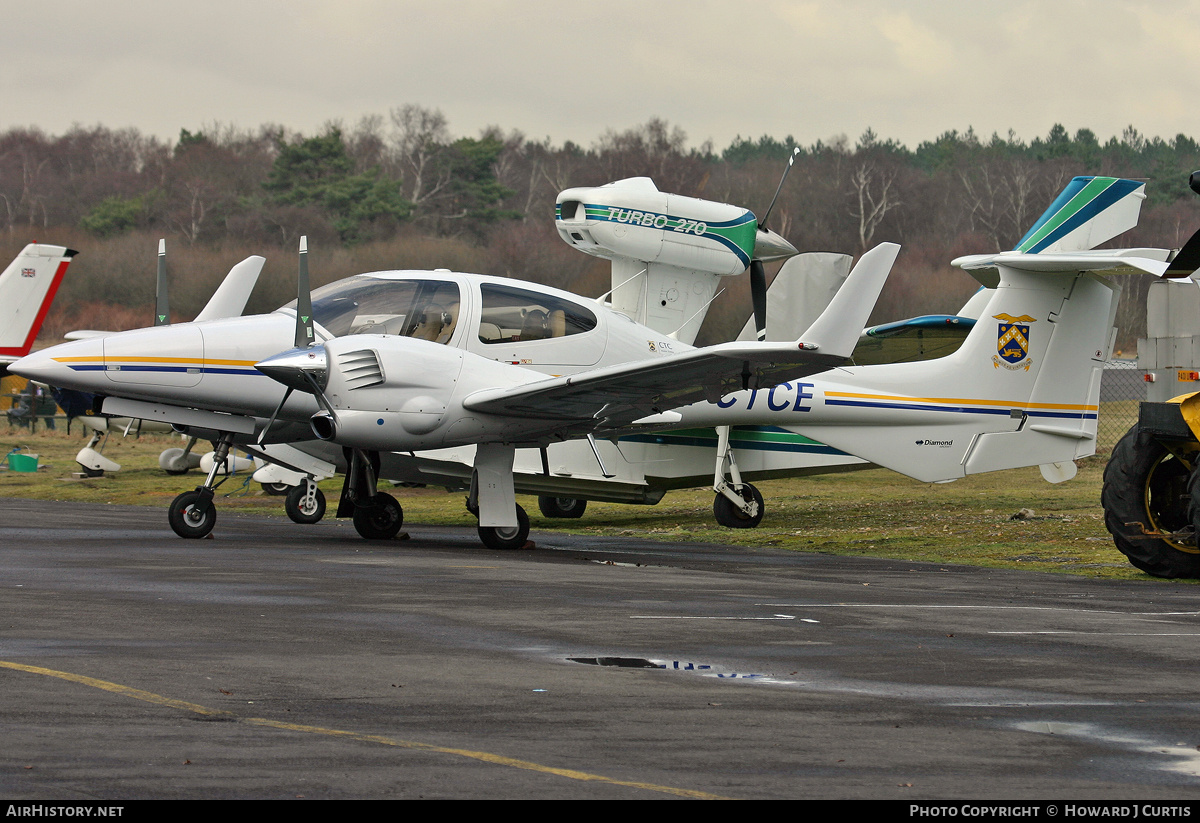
[[13, 269, 688, 440]]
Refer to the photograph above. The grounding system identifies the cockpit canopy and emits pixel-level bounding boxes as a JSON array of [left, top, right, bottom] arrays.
[[477, 283, 596, 344], [290, 276, 462, 342], [280, 274, 598, 347]]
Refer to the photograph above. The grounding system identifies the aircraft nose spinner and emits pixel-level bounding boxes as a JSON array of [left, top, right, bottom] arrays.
[[255, 346, 328, 393], [752, 227, 798, 262]]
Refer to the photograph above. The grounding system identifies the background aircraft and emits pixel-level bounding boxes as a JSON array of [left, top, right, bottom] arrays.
[[0, 243, 76, 378]]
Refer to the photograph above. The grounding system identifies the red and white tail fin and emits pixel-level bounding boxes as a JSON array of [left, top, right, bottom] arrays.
[[0, 243, 77, 365]]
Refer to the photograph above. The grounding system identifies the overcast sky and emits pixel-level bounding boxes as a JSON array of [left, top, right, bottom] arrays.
[[5, 0, 1200, 151]]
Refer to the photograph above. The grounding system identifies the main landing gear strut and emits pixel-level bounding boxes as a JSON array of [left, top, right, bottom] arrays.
[[466, 442, 530, 550], [711, 426, 764, 528], [336, 447, 404, 540]]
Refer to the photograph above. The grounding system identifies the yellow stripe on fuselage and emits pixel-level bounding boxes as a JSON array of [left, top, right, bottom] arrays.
[[823, 390, 1097, 412], [52, 355, 259, 367]]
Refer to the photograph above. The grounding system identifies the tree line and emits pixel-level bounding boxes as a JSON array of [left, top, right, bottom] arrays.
[[4, 107, 1198, 347]]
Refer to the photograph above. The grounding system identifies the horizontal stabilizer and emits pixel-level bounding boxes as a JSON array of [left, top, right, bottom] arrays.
[[953, 249, 1170, 277]]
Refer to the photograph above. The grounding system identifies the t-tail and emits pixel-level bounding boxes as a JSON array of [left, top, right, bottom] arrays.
[[0, 243, 77, 374], [748, 177, 1176, 484]]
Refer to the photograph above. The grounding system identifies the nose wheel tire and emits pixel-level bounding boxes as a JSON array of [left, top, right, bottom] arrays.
[[478, 504, 530, 550], [168, 490, 216, 539], [713, 483, 764, 529], [352, 492, 404, 540], [285, 484, 326, 525]]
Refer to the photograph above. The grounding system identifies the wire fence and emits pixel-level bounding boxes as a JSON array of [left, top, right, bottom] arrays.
[[1098, 360, 1144, 453]]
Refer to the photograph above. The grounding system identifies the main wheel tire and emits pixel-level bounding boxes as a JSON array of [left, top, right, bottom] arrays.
[[1102, 425, 1200, 578], [262, 482, 291, 496], [352, 492, 404, 540], [168, 490, 216, 539], [537, 496, 587, 519], [285, 484, 326, 525], [713, 483, 765, 529], [478, 504, 530, 550]]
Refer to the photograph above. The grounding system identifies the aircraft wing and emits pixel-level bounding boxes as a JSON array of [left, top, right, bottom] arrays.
[[462, 339, 849, 430], [463, 242, 899, 432]]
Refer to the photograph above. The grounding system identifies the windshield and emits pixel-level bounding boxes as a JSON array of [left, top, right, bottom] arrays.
[[281, 276, 462, 342]]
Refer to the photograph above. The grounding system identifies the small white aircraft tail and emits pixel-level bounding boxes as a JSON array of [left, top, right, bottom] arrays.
[[0, 243, 77, 367], [791, 176, 1161, 483]]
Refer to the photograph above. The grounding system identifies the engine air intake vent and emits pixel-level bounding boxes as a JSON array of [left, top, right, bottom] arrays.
[[339, 349, 384, 389]]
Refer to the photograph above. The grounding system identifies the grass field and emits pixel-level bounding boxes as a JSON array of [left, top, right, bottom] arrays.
[[0, 416, 1174, 583]]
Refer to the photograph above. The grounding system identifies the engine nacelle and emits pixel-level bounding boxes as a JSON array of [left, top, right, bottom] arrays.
[[555, 178, 798, 345], [556, 177, 760, 276], [311, 407, 440, 450]]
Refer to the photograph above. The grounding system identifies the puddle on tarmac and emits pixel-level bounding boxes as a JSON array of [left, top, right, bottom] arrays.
[[1013, 720, 1200, 778], [567, 656, 775, 680]]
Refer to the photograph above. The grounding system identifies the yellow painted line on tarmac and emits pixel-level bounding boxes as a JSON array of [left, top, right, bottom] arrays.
[[0, 659, 730, 800]]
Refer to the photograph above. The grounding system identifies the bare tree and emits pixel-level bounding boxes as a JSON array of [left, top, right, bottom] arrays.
[[389, 104, 453, 205], [849, 160, 901, 249]]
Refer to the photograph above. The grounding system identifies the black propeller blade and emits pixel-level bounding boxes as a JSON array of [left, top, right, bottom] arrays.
[[1165, 171, 1200, 277], [154, 239, 169, 326], [749, 260, 768, 341], [749, 147, 802, 340], [759, 146, 801, 231], [258, 235, 331, 444], [295, 235, 314, 349]]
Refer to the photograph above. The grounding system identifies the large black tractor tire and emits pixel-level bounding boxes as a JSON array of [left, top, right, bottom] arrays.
[[478, 504, 531, 550], [713, 483, 765, 529], [1102, 425, 1200, 578], [537, 496, 587, 519], [285, 484, 326, 525], [352, 492, 404, 540], [168, 490, 216, 539]]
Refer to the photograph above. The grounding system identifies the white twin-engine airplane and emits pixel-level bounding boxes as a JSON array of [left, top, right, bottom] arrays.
[[0, 243, 76, 377], [12, 174, 1191, 550], [12, 230, 897, 549]]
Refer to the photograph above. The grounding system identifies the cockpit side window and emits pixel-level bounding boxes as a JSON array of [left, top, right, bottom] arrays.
[[478, 284, 597, 344], [284, 276, 462, 342]]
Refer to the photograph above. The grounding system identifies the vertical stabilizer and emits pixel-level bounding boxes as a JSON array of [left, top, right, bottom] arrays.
[[0, 243, 77, 363], [1014, 176, 1145, 253]]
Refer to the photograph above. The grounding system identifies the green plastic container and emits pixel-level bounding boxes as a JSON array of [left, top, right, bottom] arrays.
[[7, 452, 38, 472]]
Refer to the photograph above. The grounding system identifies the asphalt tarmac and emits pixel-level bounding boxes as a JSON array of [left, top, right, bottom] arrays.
[[1, 497, 1198, 800]]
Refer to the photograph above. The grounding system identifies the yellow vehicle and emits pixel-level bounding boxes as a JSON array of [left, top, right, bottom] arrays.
[[1103, 394, 1200, 577]]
